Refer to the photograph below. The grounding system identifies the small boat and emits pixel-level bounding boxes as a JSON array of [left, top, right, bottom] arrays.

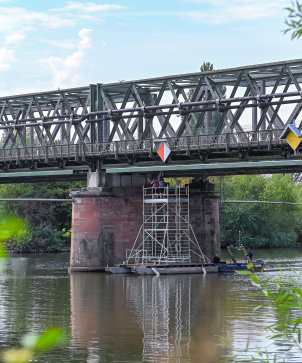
[[218, 260, 265, 272], [217, 245, 264, 273]]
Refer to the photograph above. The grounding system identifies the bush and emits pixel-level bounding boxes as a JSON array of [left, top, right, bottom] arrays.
[[0, 181, 83, 252]]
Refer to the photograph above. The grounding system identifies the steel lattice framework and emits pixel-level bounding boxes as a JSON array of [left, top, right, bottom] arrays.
[[0, 58, 302, 175], [126, 186, 207, 265]]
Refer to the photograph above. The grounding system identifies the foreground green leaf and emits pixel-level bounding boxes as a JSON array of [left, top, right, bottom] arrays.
[[34, 327, 66, 351]]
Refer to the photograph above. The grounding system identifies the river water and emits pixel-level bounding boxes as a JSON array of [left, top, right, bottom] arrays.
[[1, 249, 302, 362]]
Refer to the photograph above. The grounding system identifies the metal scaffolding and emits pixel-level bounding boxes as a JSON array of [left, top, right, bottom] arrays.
[[126, 186, 207, 265]]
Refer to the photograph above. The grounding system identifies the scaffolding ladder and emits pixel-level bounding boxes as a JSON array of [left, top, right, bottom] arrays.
[[126, 186, 208, 265]]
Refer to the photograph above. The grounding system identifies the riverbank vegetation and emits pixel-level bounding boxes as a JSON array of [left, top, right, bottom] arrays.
[[219, 174, 302, 248], [0, 181, 84, 252], [167, 173, 302, 249]]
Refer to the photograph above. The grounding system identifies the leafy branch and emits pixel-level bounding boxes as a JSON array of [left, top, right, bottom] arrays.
[[284, 1, 302, 39], [222, 270, 302, 362]]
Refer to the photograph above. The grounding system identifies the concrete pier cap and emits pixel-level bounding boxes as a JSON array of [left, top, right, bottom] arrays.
[[69, 170, 220, 273], [86, 170, 149, 189]]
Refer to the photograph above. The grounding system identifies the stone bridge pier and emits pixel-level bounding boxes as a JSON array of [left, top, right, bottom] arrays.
[[69, 172, 220, 272]]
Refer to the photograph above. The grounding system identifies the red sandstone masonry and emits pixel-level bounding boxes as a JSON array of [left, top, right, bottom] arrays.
[[70, 188, 143, 268], [70, 187, 220, 269]]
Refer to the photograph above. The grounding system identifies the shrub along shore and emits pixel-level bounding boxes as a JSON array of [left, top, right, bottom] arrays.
[[0, 181, 84, 253]]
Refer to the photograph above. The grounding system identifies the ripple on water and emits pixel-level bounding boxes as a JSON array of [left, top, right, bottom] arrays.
[[1, 250, 302, 362]]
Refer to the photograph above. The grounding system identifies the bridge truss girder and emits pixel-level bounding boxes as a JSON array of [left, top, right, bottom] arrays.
[[0, 59, 301, 147], [0, 59, 301, 173]]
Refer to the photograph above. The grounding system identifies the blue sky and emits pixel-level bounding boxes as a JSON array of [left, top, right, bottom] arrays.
[[0, 0, 300, 95]]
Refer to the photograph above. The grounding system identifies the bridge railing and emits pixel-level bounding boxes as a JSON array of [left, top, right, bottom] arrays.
[[167, 129, 283, 151], [0, 129, 285, 163]]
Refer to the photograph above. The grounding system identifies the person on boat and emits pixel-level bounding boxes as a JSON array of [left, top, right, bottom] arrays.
[[247, 248, 254, 262], [212, 254, 220, 263]]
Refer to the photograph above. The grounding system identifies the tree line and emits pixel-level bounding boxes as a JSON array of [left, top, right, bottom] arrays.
[[219, 174, 302, 248], [0, 181, 84, 252]]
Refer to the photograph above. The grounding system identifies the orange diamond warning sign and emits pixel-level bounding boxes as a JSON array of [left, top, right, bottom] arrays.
[[157, 142, 171, 162]]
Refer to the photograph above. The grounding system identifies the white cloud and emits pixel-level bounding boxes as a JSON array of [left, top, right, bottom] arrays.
[[0, 2, 122, 47], [182, 0, 287, 4], [122, 0, 288, 25], [0, 7, 75, 34], [0, 1, 121, 83], [45, 28, 92, 88], [0, 5, 78, 75], [62, 2, 123, 13], [5, 32, 25, 45], [0, 47, 14, 70], [183, 0, 287, 24], [45, 39, 77, 50]]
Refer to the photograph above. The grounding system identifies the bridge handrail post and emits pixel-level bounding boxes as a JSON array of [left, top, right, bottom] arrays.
[[226, 133, 230, 152], [115, 141, 118, 159], [269, 129, 272, 150], [76, 144, 79, 160]]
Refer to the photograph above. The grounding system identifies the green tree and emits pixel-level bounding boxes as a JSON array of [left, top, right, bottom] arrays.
[[187, 61, 226, 135], [220, 174, 302, 248], [284, 1, 302, 39], [200, 62, 214, 72], [0, 181, 84, 251]]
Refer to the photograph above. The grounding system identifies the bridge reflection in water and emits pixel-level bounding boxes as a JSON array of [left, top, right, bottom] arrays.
[[70, 273, 224, 362]]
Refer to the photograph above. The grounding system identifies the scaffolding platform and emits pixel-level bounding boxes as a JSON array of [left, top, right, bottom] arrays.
[[106, 186, 212, 275]]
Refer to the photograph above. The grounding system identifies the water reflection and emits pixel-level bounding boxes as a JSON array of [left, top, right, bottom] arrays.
[[125, 276, 193, 361], [2, 251, 302, 362], [70, 273, 144, 362], [70, 273, 226, 362], [69, 264, 302, 362]]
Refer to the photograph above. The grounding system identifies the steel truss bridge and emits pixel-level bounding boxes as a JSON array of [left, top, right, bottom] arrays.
[[1, 58, 302, 181]]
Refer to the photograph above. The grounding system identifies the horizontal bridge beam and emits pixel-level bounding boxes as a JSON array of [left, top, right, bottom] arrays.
[[0, 170, 74, 178], [105, 159, 302, 176], [0, 169, 87, 184]]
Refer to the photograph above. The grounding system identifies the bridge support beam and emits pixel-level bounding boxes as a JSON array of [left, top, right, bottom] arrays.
[[69, 178, 220, 272]]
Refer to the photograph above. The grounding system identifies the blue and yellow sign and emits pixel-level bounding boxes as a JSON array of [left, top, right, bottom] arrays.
[[279, 124, 302, 150]]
